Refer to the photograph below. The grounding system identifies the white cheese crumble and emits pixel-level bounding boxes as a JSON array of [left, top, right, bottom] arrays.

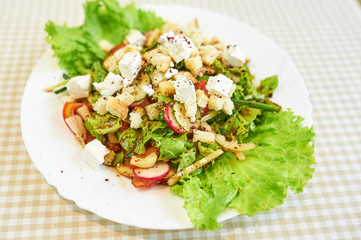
[[158, 30, 175, 44], [118, 52, 142, 87], [66, 74, 92, 99], [164, 68, 178, 79], [82, 139, 109, 170], [222, 44, 247, 67], [141, 84, 155, 96], [93, 72, 123, 97], [206, 74, 233, 97], [167, 36, 196, 63]]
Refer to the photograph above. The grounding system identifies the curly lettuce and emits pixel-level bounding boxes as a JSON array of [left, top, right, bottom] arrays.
[[172, 110, 315, 230], [45, 0, 164, 76]]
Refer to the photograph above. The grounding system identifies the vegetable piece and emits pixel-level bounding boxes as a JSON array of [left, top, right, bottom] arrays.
[[76, 105, 91, 121], [65, 115, 88, 147], [62, 101, 84, 123], [132, 177, 159, 189], [128, 98, 146, 108], [200, 111, 218, 122], [163, 102, 186, 133], [232, 99, 281, 112], [130, 152, 158, 168], [167, 149, 224, 186], [214, 134, 255, 152], [116, 164, 134, 177], [131, 72, 151, 102], [256, 75, 278, 97], [108, 43, 126, 56], [172, 102, 192, 132], [133, 162, 170, 180]]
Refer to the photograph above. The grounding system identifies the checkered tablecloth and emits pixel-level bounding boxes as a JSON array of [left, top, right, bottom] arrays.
[[1, 0, 361, 239]]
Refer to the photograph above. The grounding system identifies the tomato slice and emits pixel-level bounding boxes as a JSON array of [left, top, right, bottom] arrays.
[[108, 43, 126, 56], [62, 102, 84, 128], [131, 177, 159, 189]]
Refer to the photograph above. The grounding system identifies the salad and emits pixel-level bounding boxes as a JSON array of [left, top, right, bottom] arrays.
[[45, 0, 315, 230]]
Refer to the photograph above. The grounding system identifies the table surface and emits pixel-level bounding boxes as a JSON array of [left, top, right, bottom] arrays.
[[1, 0, 361, 239]]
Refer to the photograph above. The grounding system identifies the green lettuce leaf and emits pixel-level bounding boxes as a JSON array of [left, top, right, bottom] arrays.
[[45, 0, 164, 76], [118, 128, 140, 153], [160, 134, 187, 159], [257, 75, 278, 97], [85, 113, 121, 135], [176, 147, 197, 172], [172, 110, 315, 230]]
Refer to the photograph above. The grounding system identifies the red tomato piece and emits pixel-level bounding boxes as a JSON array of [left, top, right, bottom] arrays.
[[131, 177, 160, 189], [107, 143, 121, 152], [119, 121, 130, 133]]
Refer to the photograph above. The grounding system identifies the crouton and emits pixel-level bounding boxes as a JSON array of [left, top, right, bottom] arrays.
[[92, 97, 108, 115], [185, 100, 197, 122], [222, 98, 234, 115], [116, 91, 135, 106], [106, 96, 128, 119], [144, 29, 162, 47], [208, 95, 226, 111], [161, 22, 180, 34], [151, 69, 166, 86], [103, 150, 116, 166], [173, 71, 197, 84], [159, 80, 175, 96], [145, 103, 160, 121], [151, 53, 172, 72], [193, 129, 215, 143], [132, 106, 146, 117], [196, 89, 209, 108], [200, 45, 219, 66], [185, 55, 203, 74], [103, 55, 118, 72]]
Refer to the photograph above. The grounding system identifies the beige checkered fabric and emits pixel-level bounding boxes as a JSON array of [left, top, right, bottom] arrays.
[[1, 0, 361, 239]]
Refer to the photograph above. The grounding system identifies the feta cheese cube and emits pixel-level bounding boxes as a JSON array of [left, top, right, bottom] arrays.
[[99, 39, 115, 52], [92, 97, 108, 115], [164, 68, 178, 79], [167, 36, 196, 63], [158, 30, 175, 44], [93, 72, 123, 97], [118, 52, 142, 86], [206, 74, 233, 97], [66, 74, 92, 99], [141, 84, 155, 96], [222, 44, 247, 67], [82, 139, 109, 170], [125, 29, 146, 46], [173, 74, 196, 103]]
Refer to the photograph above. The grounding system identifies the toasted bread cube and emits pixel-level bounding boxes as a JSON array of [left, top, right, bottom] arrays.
[[185, 55, 203, 73], [93, 97, 108, 115], [222, 98, 234, 115], [208, 95, 226, 111], [103, 55, 118, 72], [116, 91, 135, 106], [106, 96, 128, 119], [151, 53, 172, 72], [159, 80, 175, 96], [200, 45, 219, 66], [103, 149, 116, 166], [196, 89, 209, 108], [150, 69, 166, 86], [144, 29, 162, 47], [161, 22, 180, 34], [145, 103, 160, 120]]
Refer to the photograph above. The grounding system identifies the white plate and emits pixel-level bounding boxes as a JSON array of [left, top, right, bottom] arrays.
[[21, 5, 312, 230]]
